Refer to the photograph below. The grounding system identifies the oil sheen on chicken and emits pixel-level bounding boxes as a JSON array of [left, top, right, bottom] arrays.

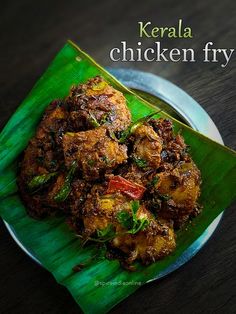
[[18, 76, 201, 267]]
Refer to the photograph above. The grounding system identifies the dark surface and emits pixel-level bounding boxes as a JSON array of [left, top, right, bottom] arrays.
[[1, 0, 236, 313]]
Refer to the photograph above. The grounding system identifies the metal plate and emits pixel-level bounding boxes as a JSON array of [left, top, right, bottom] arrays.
[[4, 68, 224, 279]]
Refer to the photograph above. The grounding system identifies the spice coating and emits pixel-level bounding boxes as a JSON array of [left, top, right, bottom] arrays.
[[18, 76, 201, 267]]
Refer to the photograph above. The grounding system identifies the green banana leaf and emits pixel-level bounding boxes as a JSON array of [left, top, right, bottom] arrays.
[[0, 40, 235, 314]]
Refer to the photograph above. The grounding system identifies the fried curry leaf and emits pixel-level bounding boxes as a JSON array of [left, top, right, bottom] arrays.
[[100, 113, 112, 125], [54, 161, 77, 202], [107, 129, 117, 141], [87, 159, 95, 167], [28, 172, 58, 191], [158, 193, 170, 201], [147, 176, 159, 188], [88, 112, 100, 128], [151, 176, 159, 186], [101, 156, 109, 164], [118, 111, 161, 143]]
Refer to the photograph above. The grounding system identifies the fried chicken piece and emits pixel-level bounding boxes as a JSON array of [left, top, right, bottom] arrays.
[[18, 75, 202, 268], [20, 101, 68, 179], [81, 185, 123, 235], [66, 76, 131, 132], [17, 173, 64, 218], [149, 161, 201, 227], [132, 124, 162, 169], [148, 118, 173, 143], [63, 127, 128, 181], [80, 185, 175, 265], [18, 101, 68, 217], [112, 208, 176, 265], [148, 118, 191, 171], [45, 176, 90, 216]]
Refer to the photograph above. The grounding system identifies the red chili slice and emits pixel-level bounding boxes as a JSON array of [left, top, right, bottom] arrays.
[[107, 175, 146, 200]]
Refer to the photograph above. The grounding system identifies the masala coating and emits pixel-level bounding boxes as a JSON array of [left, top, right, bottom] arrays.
[[18, 76, 201, 267], [18, 102, 68, 217], [63, 126, 128, 181], [66, 76, 131, 132], [146, 161, 201, 227]]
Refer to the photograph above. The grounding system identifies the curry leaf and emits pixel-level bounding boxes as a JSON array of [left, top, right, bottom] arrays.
[[119, 111, 161, 143], [54, 161, 77, 202], [28, 172, 58, 191], [89, 112, 100, 128]]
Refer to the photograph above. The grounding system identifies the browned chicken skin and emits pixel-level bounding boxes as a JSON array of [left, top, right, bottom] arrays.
[[18, 76, 201, 267]]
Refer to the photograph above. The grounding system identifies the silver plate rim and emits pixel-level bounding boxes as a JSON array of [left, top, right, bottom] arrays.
[[4, 68, 224, 280]]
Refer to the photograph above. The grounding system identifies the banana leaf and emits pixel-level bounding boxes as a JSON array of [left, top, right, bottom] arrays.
[[0, 40, 235, 314]]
